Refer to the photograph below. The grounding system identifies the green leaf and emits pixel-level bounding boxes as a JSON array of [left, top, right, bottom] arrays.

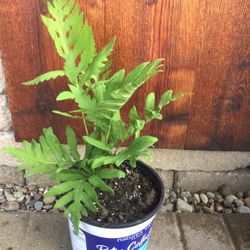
[[3, 147, 26, 162], [64, 203, 81, 235], [82, 182, 100, 206], [41, 1, 83, 59], [22, 71, 65, 86], [16, 161, 34, 171], [79, 192, 98, 212], [66, 127, 80, 161], [83, 136, 112, 152], [145, 92, 155, 117], [129, 106, 140, 124], [54, 190, 75, 209], [81, 37, 116, 82], [44, 180, 81, 197], [158, 90, 173, 110], [91, 155, 118, 169], [78, 20, 96, 72], [51, 170, 84, 181], [25, 164, 57, 177], [95, 168, 125, 179], [56, 91, 74, 101], [115, 136, 158, 166], [88, 175, 114, 195]]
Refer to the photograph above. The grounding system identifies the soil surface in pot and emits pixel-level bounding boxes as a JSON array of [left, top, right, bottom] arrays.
[[88, 163, 158, 224]]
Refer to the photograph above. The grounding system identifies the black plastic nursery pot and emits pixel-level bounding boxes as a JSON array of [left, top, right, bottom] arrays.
[[68, 161, 165, 250]]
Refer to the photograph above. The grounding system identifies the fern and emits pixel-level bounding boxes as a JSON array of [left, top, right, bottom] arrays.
[[22, 71, 65, 85], [5, 0, 189, 234]]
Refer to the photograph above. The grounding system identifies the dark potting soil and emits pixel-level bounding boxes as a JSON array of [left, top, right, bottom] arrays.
[[88, 163, 158, 224]]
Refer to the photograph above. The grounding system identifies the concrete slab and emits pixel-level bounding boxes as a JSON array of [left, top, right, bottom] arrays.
[[155, 170, 174, 189], [0, 212, 182, 250], [0, 213, 29, 250], [224, 214, 250, 250], [178, 214, 235, 250], [146, 148, 250, 172], [0, 165, 24, 185], [25, 175, 56, 187], [1, 212, 247, 250], [148, 213, 183, 250], [0, 131, 19, 168], [176, 168, 250, 192], [21, 213, 71, 250]]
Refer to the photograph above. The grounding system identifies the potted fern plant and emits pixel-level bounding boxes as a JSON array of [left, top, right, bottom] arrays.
[[5, 0, 187, 249]]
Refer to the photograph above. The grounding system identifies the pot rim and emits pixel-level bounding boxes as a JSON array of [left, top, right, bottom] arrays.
[[80, 160, 165, 229]]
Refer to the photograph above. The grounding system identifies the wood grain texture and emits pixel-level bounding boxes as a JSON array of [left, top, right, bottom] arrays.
[[0, 0, 249, 150]]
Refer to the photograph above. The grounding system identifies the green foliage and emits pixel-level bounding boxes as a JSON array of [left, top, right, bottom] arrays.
[[22, 71, 65, 86], [5, 0, 189, 234]]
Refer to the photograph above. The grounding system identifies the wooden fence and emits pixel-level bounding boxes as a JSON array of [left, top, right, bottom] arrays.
[[0, 0, 249, 150]]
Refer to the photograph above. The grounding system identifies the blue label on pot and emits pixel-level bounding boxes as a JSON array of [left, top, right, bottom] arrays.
[[78, 222, 153, 250]]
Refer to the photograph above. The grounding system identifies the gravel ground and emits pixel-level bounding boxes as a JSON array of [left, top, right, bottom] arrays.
[[0, 183, 250, 214], [162, 185, 250, 214]]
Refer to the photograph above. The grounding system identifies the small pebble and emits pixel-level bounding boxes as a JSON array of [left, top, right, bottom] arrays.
[[223, 200, 233, 208], [0, 195, 6, 203], [43, 205, 53, 210], [182, 197, 188, 203], [14, 191, 25, 199], [170, 191, 177, 199], [245, 191, 250, 198], [165, 203, 174, 212], [215, 203, 223, 213], [214, 192, 222, 199], [234, 199, 244, 207], [5, 192, 16, 202], [193, 194, 200, 203], [235, 192, 244, 199], [20, 187, 28, 194], [27, 184, 37, 191], [208, 198, 214, 204], [176, 198, 193, 213], [34, 193, 42, 201], [236, 206, 250, 214], [206, 192, 215, 199], [181, 191, 191, 198], [43, 196, 56, 205], [195, 205, 202, 213], [200, 194, 208, 204], [218, 198, 224, 203], [225, 195, 237, 204], [25, 195, 31, 205], [34, 201, 43, 211], [1, 201, 20, 211], [27, 199, 36, 208], [203, 206, 214, 214], [244, 197, 250, 209]]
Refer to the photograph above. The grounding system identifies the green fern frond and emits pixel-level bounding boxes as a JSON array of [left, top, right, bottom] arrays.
[[4, 127, 81, 174], [22, 71, 65, 85]]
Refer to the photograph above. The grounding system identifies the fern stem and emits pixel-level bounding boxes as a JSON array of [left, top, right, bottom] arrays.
[[105, 120, 112, 144], [82, 112, 89, 136]]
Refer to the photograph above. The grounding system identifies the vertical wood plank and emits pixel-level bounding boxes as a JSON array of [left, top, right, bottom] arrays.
[[0, 0, 43, 140], [184, 0, 250, 150]]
